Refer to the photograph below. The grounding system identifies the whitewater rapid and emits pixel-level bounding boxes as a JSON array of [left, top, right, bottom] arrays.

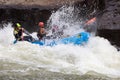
[[0, 24, 120, 78]]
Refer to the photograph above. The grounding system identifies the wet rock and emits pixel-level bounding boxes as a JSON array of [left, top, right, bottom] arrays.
[[0, 0, 82, 6], [98, 0, 120, 29], [97, 0, 120, 47], [0, 8, 52, 32], [97, 29, 120, 48], [0, 0, 83, 32]]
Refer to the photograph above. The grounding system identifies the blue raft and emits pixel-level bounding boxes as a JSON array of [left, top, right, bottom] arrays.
[[31, 32, 90, 46]]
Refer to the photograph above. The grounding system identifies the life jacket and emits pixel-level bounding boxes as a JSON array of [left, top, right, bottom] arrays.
[[13, 28, 23, 40]]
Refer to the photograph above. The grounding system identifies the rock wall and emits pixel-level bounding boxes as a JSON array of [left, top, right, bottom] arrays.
[[0, 0, 82, 7], [98, 0, 120, 29], [0, 0, 105, 31], [0, 8, 52, 32], [97, 0, 120, 47], [0, 0, 83, 32], [97, 29, 120, 48]]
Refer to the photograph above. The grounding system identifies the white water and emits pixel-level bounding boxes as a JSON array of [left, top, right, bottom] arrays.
[[0, 6, 120, 78]]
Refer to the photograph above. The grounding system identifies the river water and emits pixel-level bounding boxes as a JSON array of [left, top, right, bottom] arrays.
[[0, 6, 120, 80]]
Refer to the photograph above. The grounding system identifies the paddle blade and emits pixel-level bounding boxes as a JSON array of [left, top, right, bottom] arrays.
[[13, 40, 17, 44]]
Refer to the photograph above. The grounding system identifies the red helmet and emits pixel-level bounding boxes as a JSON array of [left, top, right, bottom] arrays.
[[38, 22, 44, 27]]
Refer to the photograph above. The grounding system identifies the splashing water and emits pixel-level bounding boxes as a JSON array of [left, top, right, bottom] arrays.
[[47, 5, 85, 37], [0, 23, 14, 45], [0, 6, 120, 79]]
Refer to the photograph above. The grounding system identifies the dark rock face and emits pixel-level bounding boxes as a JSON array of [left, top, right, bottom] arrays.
[[98, 0, 120, 29], [97, 0, 120, 47], [0, 6, 52, 32], [0, 0, 82, 6], [74, 0, 105, 20], [0, 0, 82, 32], [0, 0, 83, 32], [97, 29, 120, 47]]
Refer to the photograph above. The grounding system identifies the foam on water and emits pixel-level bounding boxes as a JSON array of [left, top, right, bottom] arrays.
[[0, 24, 120, 78], [0, 23, 14, 45]]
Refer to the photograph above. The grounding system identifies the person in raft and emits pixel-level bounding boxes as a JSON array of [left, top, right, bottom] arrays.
[[13, 23, 33, 42], [37, 22, 47, 40]]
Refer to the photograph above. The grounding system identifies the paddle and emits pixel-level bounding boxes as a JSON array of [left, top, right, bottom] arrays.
[[13, 39, 18, 44], [24, 29, 36, 41], [13, 37, 22, 44]]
